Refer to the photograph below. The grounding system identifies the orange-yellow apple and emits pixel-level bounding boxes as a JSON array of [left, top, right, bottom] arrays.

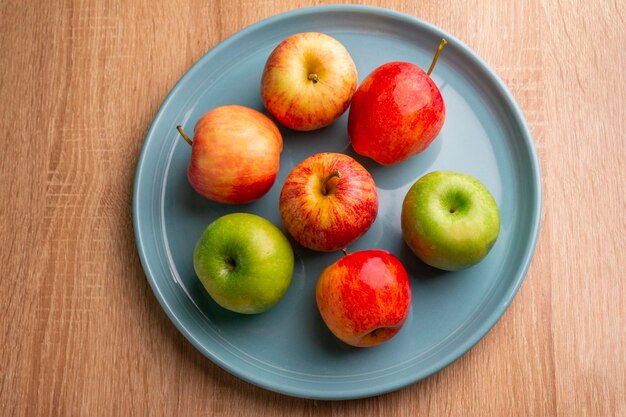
[[348, 39, 448, 165], [279, 152, 377, 252], [176, 105, 282, 204], [260, 32, 358, 131], [316, 249, 411, 347]]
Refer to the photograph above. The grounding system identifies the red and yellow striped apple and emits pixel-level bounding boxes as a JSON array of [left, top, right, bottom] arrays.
[[177, 105, 282, 204], [261, 32, 358, 131], [279, 152, 377, 252], [316, 249, 411, 347], [348, 39, 448, 165]]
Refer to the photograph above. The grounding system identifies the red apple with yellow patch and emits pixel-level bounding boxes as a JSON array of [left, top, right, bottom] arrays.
[[348, 39, 448, 165], [316, 249, 411, 347], [177, 105, 282, 204], [261, 32, 358, 131], [279, 152, 377, 252]]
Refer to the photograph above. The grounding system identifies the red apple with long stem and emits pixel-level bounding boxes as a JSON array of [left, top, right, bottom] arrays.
[[279, 152, 377, 252], [348, 39, 448, 165], [177, 105, 282, 204], [316, 249, 411, 347]]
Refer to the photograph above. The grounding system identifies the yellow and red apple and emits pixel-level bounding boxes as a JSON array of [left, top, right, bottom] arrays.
[[316, 249, 411, 347], [348, 39, 448, 165], [279, 152, 377, 252], [177, 105, 282, 204], [261, 32, 358, 131]]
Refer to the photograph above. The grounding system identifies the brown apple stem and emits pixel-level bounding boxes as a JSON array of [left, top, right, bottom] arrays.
[[427, 38, 448, 76], [308, 73, 319, 84], [321, 171, 341, 196], [176, 125, 193, 146], [342, 248, 349, 257]]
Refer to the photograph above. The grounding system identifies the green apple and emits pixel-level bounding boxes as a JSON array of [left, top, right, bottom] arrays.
[[401, 171, 500, 271], [193, 213, 294, 314]]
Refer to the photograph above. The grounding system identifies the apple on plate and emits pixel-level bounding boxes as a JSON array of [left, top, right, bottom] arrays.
[[261, 32, 358, 131], [279, 152, 378, 252], [193, 213, 294, 314], [401, 171, 500, 271], [316, 249, 411, 347], [348, 39, 448, 165], [177, 105, 282, 204]]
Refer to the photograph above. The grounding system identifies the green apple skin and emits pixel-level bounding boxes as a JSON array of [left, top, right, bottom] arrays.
[[401, 171, 500, 271], [193, 213, 295, 314]]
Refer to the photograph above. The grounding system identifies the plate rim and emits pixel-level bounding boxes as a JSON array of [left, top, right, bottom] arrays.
[[132, 4, 542, 400]]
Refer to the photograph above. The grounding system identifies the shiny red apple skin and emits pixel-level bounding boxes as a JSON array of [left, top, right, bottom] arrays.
[[348, 61, 445, 165], [279, 153, 378, 252], [316, 249, 411, 347], [187, 105, 282, 204]]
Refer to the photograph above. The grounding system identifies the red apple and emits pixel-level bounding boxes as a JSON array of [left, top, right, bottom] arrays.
[[177, 105, 282, 204], [348, 39, 448, 165], [279, 152, 377, 252], [316, 249, 411, 347], [261, 32, 358, 131]]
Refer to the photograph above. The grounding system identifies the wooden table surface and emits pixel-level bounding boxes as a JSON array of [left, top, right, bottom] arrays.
[[2, 0, 625, 416]]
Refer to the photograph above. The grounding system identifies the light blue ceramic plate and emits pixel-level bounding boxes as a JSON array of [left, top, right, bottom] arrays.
[[133, 5, 541, 400]]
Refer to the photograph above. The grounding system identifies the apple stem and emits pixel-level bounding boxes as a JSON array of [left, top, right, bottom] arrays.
[[341, 248, 349, 257], [427, 38, 447, 76], [321, 171, 341, 196], [308, 73, 319, 84], [176, 125, 193, 146]]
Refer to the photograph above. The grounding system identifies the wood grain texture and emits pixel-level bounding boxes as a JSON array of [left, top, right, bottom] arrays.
[[1, 0, 624, 416]]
